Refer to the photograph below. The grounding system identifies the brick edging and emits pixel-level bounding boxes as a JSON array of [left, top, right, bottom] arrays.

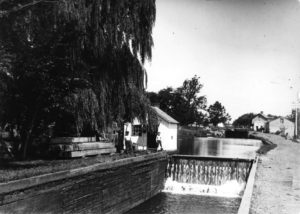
[[237, 156, 259, 214], [0, 152, 167, 194]]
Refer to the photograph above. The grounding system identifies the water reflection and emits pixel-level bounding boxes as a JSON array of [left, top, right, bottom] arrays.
[[127, 138, 259, 214], [179, 137, 261, 159]]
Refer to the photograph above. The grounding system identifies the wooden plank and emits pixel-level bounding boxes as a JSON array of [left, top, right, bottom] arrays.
[[50, 137, 96, 144], [50, 142, 115, 152], [75, 142, 115, 151], [63, 148, 117, 158]]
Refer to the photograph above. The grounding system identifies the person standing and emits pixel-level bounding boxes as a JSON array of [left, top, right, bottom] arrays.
[[124, 131, 132, 153], [156, 132, 163, 151], [116, 129, 124, 153]]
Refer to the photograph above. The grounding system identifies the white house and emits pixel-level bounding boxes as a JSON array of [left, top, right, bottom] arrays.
[[151, 106, 179, 151], [252, 112, 275, 132], [268, 117, 295, 137], [124, 118, 147, 150], [124, 106, 179, 151], [252, 113, 268, 131]]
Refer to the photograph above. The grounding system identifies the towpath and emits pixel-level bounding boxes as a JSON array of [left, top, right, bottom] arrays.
[[250, 133, 300, 214]]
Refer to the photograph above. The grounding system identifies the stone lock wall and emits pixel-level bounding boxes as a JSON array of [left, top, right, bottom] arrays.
[[0, 152, 168, 214]]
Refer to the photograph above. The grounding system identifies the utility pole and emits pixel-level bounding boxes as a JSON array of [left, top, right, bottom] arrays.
[[292, 92, 300, 139], [296, 107, 298, 138], [296, 91, 300, 139]]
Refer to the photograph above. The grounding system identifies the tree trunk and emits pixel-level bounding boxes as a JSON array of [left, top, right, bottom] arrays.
[[21, 101, 40, 159]]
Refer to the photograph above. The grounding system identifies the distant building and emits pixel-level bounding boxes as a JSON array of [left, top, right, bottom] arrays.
[[252, 112, 273, 131], [267, 117, 294, 137], [252, 111, 295, 137], [124, 106, 179, 151]]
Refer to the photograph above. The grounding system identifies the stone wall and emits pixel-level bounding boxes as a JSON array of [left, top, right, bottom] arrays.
[[0, 152, 168, 214]]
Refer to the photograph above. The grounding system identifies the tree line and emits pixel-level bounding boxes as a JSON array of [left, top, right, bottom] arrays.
[[147, 76, 231, 127], [0, 0, 232, 160]]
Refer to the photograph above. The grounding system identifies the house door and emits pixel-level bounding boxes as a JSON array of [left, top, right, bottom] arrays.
[[147, 132, 157, 149]]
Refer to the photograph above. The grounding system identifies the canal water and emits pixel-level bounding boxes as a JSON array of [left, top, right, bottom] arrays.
[[127, 138, 261, 214], [179, 137, 261, 159]]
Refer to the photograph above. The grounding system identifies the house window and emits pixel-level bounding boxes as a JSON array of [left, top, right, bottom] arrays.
[[132, 125, 142, 136]]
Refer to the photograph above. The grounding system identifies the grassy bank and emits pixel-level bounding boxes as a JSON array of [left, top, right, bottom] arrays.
[[249, 132, 277, 155], [0, 151, 153, 183]]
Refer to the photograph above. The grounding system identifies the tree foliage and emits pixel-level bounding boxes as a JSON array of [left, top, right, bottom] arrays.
[[0, 0, 156, 158], [232, 113, 255, 128], [207, 101, 231, 126], [148, 76, 207, 125]]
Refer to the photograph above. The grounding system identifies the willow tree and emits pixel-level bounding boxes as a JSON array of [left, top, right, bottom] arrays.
[[0, 0, 156, 158]]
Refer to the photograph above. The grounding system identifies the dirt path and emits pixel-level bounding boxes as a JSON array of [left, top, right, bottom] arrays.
[[250, 133, 300, 214]]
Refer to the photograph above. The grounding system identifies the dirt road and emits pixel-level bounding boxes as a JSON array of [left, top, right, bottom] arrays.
[[250, 133, 300, 214]]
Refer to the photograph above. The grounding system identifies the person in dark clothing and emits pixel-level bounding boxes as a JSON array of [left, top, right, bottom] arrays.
[[124, 131, 132, 153]]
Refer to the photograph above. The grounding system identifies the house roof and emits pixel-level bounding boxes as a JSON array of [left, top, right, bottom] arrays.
[[269, 117, 294, 123], [254, 113, 276, 121], [151, 106, 179, 124]]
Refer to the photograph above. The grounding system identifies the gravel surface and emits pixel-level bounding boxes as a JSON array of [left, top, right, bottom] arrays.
[[250, 133, 300, 214]]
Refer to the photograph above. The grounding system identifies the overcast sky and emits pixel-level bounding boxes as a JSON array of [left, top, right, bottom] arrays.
[[145, 0, 300, 120]]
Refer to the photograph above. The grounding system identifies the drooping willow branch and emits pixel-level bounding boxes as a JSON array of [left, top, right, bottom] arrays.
[[0, 0, 58, 18], [0, 0, 156, 138]]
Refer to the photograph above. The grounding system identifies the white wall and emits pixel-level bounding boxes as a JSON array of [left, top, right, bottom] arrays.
[[252, 116, 267, 131], [269, 118, 295, 137], [124, 118, 147, 150], [158, 120, 177, 151], [124, 118, 178, 151]]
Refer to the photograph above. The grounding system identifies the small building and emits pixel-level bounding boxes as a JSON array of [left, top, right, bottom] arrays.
[[252, 112, 276, 132], [151, 106, 179, 151], [267, 117, 295, 137], [124, 106, 179, 151], [124, 118, 147, 151]]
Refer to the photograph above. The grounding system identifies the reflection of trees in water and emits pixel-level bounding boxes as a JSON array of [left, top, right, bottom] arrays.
[[167, 158, 251, 186]]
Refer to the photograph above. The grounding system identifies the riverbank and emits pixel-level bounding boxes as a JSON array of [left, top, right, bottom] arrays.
[[249, 132, 277, 155], [0, 152, 168, 214], [250, 133, 300, 214], [0, 151, 153, 183]]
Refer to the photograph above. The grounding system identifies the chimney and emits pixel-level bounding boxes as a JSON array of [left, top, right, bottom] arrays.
[[260, 111, 264, 115]]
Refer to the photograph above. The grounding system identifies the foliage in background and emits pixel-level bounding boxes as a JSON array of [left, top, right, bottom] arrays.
[[233, 113, 255, 128], [0, 0, 156, 158], [147, 76, 207, 126], [207, 101, 231, 126]]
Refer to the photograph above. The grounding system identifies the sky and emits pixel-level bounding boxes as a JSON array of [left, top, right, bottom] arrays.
[[144, 0, 300, 120]]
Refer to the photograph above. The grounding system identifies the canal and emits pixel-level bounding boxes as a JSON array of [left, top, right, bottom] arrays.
[[126, 137, 261, 214]]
